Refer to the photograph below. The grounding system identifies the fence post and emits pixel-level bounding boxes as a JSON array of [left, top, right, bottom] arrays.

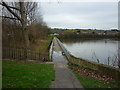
[[3, 47, 48, 61]]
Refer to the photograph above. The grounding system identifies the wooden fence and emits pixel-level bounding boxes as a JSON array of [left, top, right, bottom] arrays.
[[2, 47, 49, 61]]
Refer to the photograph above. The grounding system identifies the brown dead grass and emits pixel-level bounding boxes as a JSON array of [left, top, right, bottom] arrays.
[[31, 37, 52, 54]]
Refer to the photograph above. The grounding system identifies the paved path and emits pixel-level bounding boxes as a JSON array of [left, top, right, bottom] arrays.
[[50, 37, 84, 88]]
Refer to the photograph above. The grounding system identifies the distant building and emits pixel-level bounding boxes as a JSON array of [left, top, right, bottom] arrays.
[[94, 30, 105, 35], [105, 30, 118, 35], [53, 33, 59, 36], [89, 30, 119, 35]]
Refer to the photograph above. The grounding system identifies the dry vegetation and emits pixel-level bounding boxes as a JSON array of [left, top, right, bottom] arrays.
[[2, 1, 51, 52]]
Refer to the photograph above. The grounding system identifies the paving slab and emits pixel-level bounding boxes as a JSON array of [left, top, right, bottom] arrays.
[[50, 37, 84, 88]]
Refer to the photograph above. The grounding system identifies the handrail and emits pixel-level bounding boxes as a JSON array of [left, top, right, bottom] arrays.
[[49, 39, 54, 61], [55, 37, 71, 60]]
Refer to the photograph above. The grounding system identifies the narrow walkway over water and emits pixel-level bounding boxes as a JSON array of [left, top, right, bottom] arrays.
[[50, 37, 84, 88]]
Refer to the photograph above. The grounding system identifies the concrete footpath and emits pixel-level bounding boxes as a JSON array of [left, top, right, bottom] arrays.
[[50, 37, 84, 88]]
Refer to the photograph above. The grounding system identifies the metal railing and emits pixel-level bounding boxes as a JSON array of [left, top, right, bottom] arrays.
[[49, 39, 54, 60], [55, 37, 71, 60], [2, 47, 49, 61]]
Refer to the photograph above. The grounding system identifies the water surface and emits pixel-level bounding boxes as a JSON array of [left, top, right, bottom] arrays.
[[62, 39, 119, 68]]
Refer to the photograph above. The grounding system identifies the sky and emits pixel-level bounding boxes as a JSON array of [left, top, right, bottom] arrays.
[[40, 1, 118, 30]]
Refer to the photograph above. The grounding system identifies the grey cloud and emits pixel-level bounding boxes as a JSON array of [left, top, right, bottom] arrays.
[[41, 2, 118, 29]]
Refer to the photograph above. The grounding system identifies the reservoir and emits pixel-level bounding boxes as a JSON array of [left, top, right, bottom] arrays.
[[62, 39, 119, 68]]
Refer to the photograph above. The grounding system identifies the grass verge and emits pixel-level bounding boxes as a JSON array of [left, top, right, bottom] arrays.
[[70, 65, 120, 89], [2, 60, 55, 88]]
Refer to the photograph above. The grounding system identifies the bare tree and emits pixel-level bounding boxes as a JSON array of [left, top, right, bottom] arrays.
[[1, 1, 38, 49], [118, 41, 120, 68], [1, 1, 39, 60]]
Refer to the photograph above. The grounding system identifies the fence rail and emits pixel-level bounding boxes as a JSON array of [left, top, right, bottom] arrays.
[[55, 37, 70, 60], [2, 47, 49, 61], [49, 39, 54, 60]]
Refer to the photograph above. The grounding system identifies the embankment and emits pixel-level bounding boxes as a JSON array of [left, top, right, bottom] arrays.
[[55, 37, 120, 80]]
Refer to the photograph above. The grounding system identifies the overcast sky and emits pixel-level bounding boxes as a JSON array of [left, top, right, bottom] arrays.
[[40, 2, 118, 30]]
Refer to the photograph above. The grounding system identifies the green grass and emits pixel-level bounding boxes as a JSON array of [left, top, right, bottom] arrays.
[[70, 67, 119, 89], [2, 60, 55, 88], [48, 35, 58, 37]]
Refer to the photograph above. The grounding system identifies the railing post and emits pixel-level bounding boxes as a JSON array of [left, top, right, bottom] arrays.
[[3, 47, 49, 61]]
